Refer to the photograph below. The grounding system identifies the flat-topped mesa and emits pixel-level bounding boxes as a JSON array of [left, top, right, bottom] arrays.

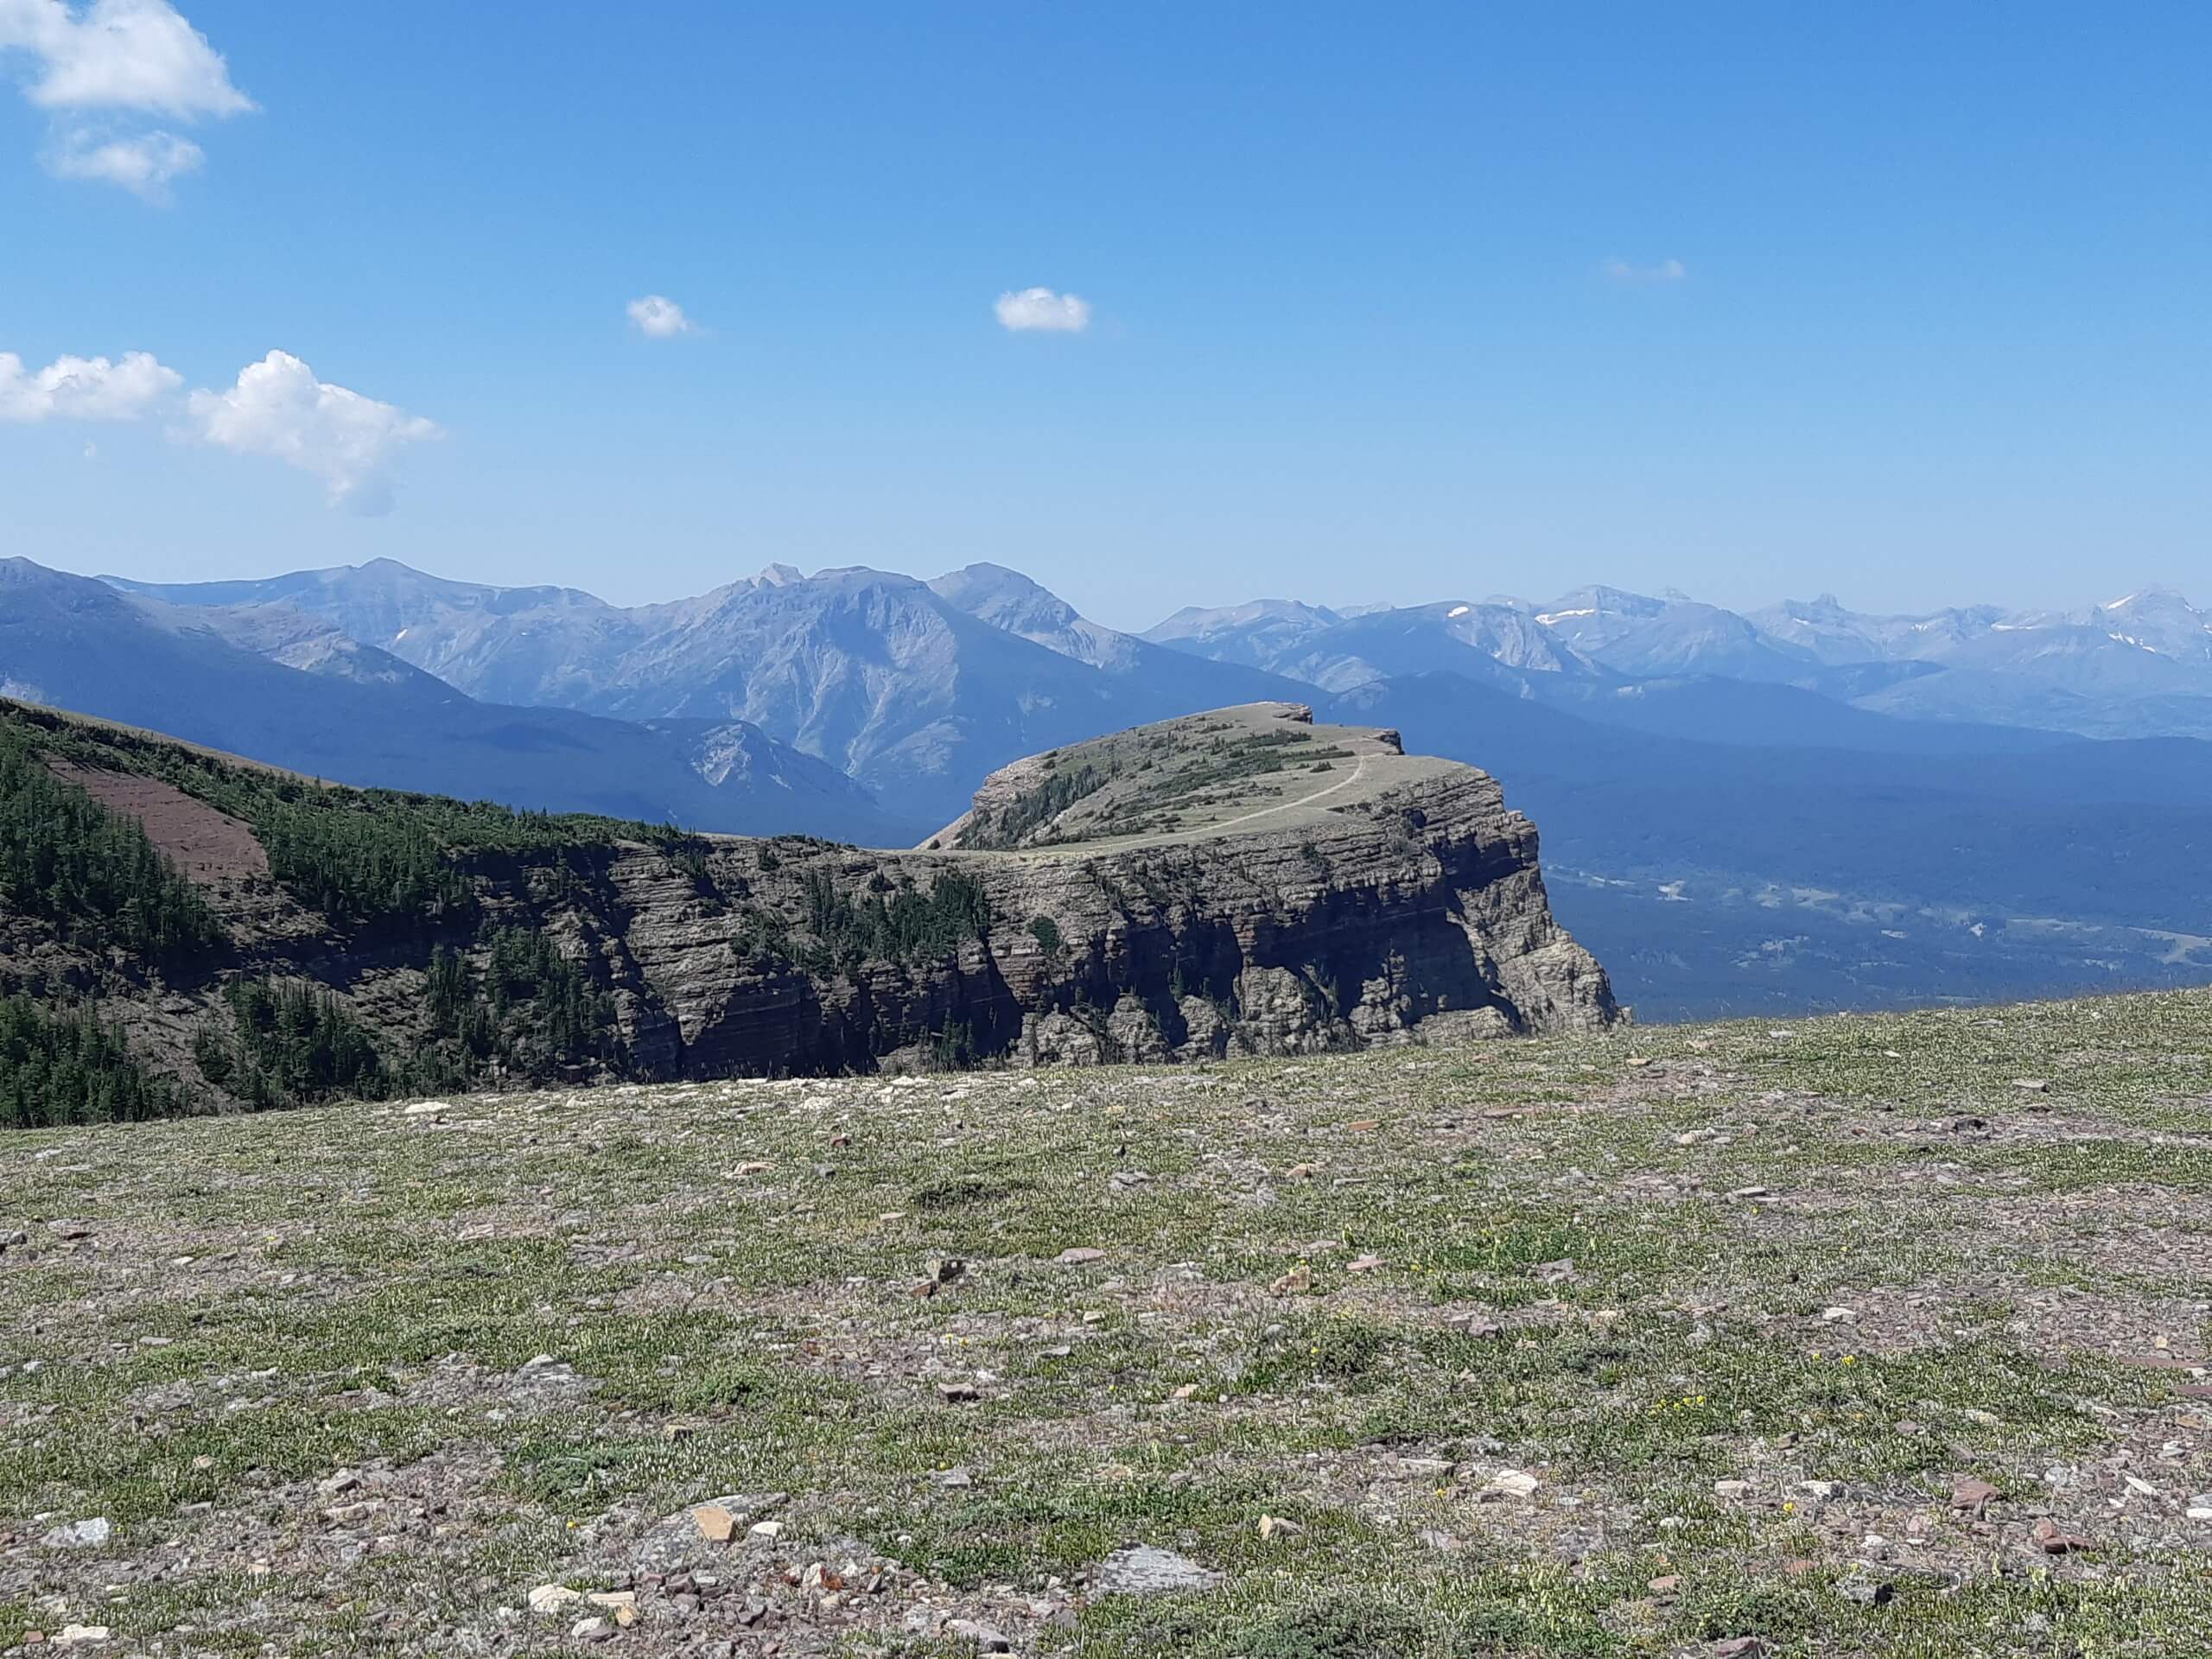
[[830, 701, 1616, 1065], [617, 701, 1610, 1071], [932, 701, 1419, 852], [1, 700, 1614, 1112]]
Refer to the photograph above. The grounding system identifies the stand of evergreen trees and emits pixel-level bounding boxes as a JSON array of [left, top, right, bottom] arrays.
[[198, 978, 389, 1109], [0, 997, 194, 1128], [418, 926, 624, 1085], [3, 702, 690, 935], [0, 733, 222, 959], [798, 868, 993, 974]]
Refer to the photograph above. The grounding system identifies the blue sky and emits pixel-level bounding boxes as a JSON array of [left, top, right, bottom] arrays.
[[3, 3, 2206, 628]]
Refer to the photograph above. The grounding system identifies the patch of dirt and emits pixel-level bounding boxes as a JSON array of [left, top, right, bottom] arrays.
[[46, 759, 268, 884]]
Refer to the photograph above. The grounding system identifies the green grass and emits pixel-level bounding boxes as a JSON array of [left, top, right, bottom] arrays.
[[5, 989, 2212, 1653]]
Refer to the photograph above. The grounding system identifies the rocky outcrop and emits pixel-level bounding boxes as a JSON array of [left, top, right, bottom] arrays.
[[588, 738, 1617, 1073], [8, 701, 1614, 1103]]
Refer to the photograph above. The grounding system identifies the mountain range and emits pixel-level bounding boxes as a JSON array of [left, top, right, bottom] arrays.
[[0, 559, 905, 843], [105, 558, 1307, 826], [1149, 581, 2212, 741], [12, 551, 2212, 1018]]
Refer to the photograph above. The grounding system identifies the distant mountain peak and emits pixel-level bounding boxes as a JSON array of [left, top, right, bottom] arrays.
[[927, 562, 1081, 632], [754, 562, 806, 587]]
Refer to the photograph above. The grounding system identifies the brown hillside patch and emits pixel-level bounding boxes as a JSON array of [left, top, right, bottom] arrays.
[[47, 758, 268, 884]]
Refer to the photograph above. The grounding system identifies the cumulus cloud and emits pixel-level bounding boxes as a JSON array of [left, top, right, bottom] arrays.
[[186, 351, 441, 516], [1602, 257, 1688, 285], [0, 0, 251, 192], [42, 124, 201, 196], [626, 295, 696, 339], [0, 347, 181, 422], [995, 287, 1091, 333]]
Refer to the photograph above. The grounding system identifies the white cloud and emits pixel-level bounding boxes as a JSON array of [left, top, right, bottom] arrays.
[[42, 124, 200, 196], [0, 0, 250, 116], [995, 287, 1091, 333], [0, 0, 251, 192], [626, 295, 696, 339], [186, 351, 441, 516], [1603, 257, 1688, 285], [0, 347, 181, 422]]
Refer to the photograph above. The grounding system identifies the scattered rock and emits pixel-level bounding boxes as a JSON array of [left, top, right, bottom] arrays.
[[1713, 1479, 1750, 1500], [944, 1618, 1014, 1652], [749, 1520, 784, 1540], [54, 1628, 111, 1648], [1347, 1254, 1384, 1273], [1055, 1247, 1106, 1265], [2012, 1077, 2050, 1094], [316, 1468, 361, 1498], [691, 1503, 738, 1543], [1950, 1476, 2000, 1513], [2031, 1517, 2088, 1554], [1821, 1306, 1858, 1325], [45, 1218, 93, 1240], [926, 1256, 966, 1285], [1268, 1264, 1313, 1294], [1093, 1544, 1222, 1595], [1446, 1310, 1503, 1338], [1482, 1469, 1539, 1500], [1257, 1514, 1305, 1539], [1648, 1574, 1680, 1593], [938, 1381, 981, 1404], [1838, 1570, 1895, 1607], [40, 1517, 110, 1549], [527, 1584, 583, 1614]]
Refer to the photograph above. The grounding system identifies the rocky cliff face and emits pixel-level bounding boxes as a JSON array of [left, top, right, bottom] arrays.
[[522, 704, 1618, 1071], [4, 702, 1614, 1111]]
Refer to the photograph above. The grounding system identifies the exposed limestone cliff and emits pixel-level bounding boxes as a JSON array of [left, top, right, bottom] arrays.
[[1, 700, 1613, 1113]]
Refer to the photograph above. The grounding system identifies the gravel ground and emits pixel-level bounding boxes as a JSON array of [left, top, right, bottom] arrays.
[[5, 990, 2212, 1656]]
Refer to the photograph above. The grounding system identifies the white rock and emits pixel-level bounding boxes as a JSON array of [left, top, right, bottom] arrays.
[[402, 1100, 449, 1116], [527, 1583, 583, 1613], [1821, 1306, 1858, 1325], [55, 1627, 111, 1647], [750, 1519, 784, 1538], [1482, 1469, 1539, 1499], [41, 1516, 111, 1549]]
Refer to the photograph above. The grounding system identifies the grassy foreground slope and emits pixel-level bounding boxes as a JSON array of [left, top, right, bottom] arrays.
[[4, 994, 2212, 1656]]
